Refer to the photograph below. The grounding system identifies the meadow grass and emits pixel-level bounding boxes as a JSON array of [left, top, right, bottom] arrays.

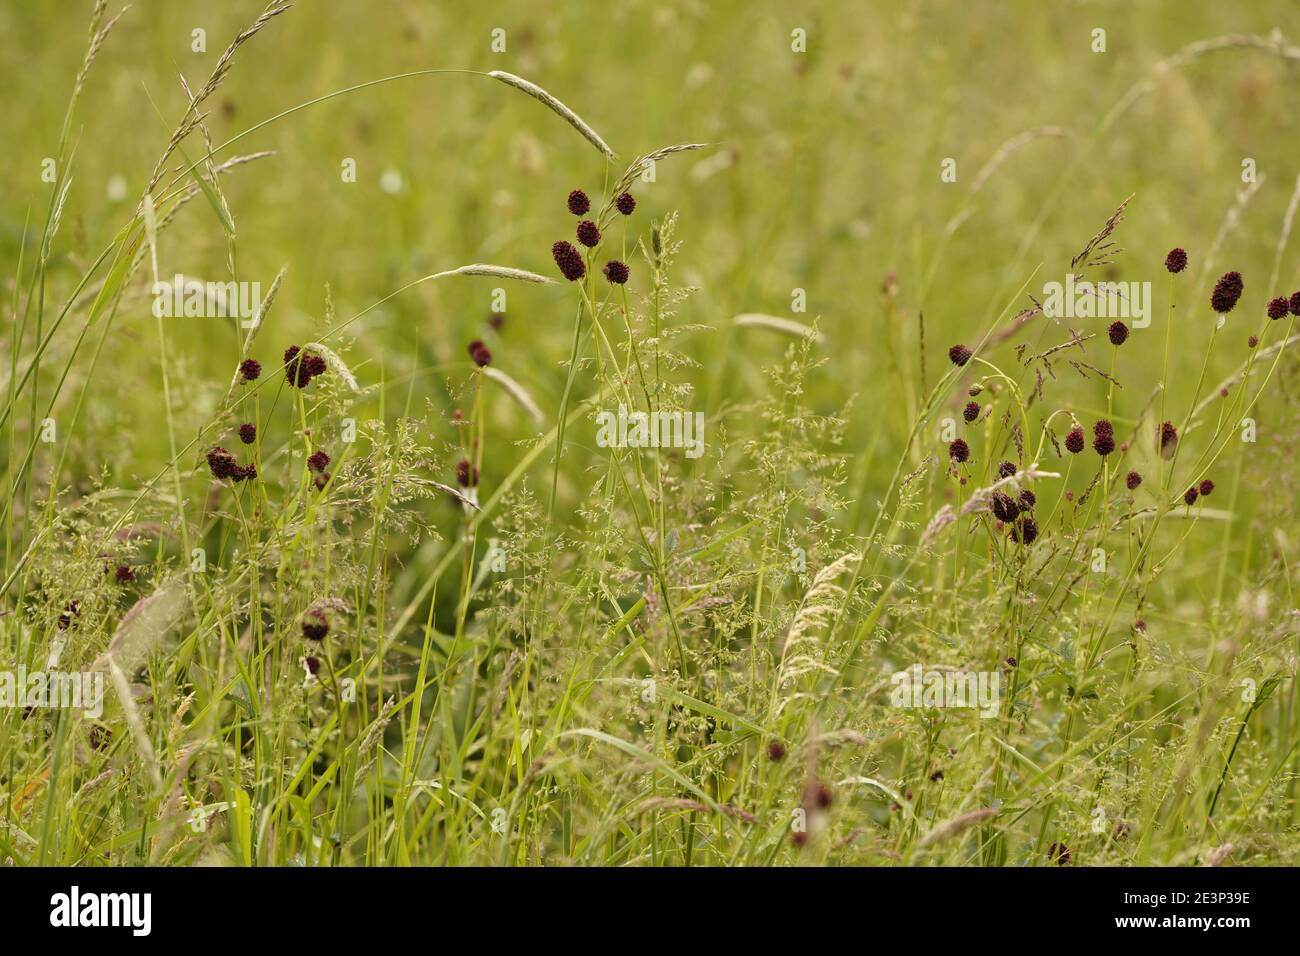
[[1, 1, 1300, 867]]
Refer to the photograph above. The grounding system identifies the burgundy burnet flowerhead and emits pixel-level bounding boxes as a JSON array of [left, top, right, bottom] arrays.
[[1126, 470, 1143, 490], [948, 438, 970, 463], [567, 189, 590, 216], [766, 741, 786, 762], [1248, 335, 1259, 349], [1210, 271, 1244, 314], [1064, 427, 1085, 454], [552, 240, 586, 282], [301, 608, 329, 641], [603, 259, 630, 284], [1268, 296, 1289, 320], [284, 345, 327, 387], [1018, 489, 1036, 510], [1092, 419, 1115, 457], [1011, 516, 1039, 545], [238, 358, 261, 382], [615, 191, 636, 215], [307, 450, 330, 473], [997, 460, 1017, 480], [468, 340, 492, 367], [238, 423, 256, 445], [1184, 486, 1199, 506], [1290, 291, 1300, 316], [304, 655, 321, 676], [114, 563, 135, 584], [1158, 420, 1178, 460], [576, 219, 601, 248], [963, 401, 980, 423], [1107, 320, 1129, 346], [1165, 248, 1187, 274], [948, 344, 972, 367], [455, 458, 479, 488], [1198, 478, 1215, 497], [991, 491, 1020, 523], [206, 445, 239, 481]]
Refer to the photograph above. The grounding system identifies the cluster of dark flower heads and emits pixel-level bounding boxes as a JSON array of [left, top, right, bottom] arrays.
[[284, 345, 328, 387], [206, 445, 256, 483], [552, 188, 634, 285]]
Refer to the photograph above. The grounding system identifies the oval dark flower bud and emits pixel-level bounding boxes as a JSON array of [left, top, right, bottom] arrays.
[[238, 423, 256, 445], [301, 608, 329, 641], [1290, 291, 1300, 316], [1184, 486, 1199, 506], [948, 438, 970, 463], [615, 192, 636, 215], [991, 491, 1020, 523], [304, 656, 321, 675], [308, 450, 330, 473], [1018, 489, 1036, 510], [1125, 470, 1142, 490], [963, 401, 980, 423], [1107, 320, 1129, 345], [207, 445, 239, 481], [1165, 248, 1187, 274], [1092, 420, 1115, 456], [1011, 516, 1038, 545], [1064, 428, 1085, 454], [1198, 478, 1214, 497], [238, 358, 261, 382], [603, 259, 630, 284], [468, 340, 492, 367], [576, 219, 601, 247], [552, 240, 586, 281], [1158, 421, 1177, 460], [1210, 271, 1244, 314], [567, 189, 590, 216], [997, 460, 1017, 479], [1047, 842, 1071, 865], [114, 564, 135, 584], [455, 458, 478, 488], [1268, 296, 1289, 320], [1248, 335, 1259, 348], [948, 344, 972, 367], [766, 741, 786, 762]]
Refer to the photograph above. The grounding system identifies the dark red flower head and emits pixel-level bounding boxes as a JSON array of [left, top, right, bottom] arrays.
[[1018, 489, 1036, 510], [1107, 320, 1129, 345], [206, 445, 239, 481], [468, 340, 492, 367], [948, 344, 972, 367], [455, 458, 478, 488], [997, 460, 1017, 480], [1012, 516, 1038, 545], [1290, 291, 1300, 316], [1210, 271, 1244, 314], [304, 656, 321, 676], [991, 491, 1020, 523], [301, 609, 329, 641], [1165, 248, 1187, 274], [567, 189, 590, 216], [576, 219, 601, 248], [963, 401, 980, 423], [948, 438, 970, 463], [114, 564, 135, 584], [1198, 478, 1215, 497], [1184, 486, 1199, 506], [238, 358, 261, 382], [1248, 335, 1259, 349], [603, 260, 630, 284], [1158, 421, 1178, 460], [1268, 296, 1289, 320], [1064, 428, 1085, 454], [284, 346, 327, 387], [238, 423, 256, 445], [552, 240, 586, 282], [1092, 419, 1115, 456], [1125, 470, 1142, 490], [766, 741, 786, 762], [308, 450, 330, 473], [615, 192, 636, 215]]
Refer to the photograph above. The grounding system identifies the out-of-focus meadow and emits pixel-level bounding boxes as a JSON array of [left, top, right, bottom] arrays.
[[2, 1, 1299, 866]]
